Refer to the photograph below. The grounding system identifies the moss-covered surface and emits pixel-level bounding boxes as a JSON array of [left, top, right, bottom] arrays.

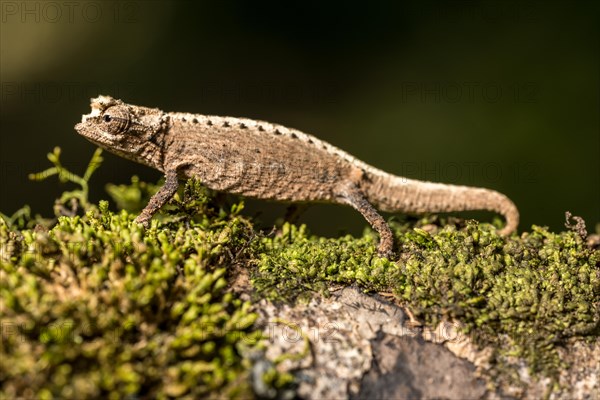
[[1, 148, 599, 398], [255, 220, 599, 382]]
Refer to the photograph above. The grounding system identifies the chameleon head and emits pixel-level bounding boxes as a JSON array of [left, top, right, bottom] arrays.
[[74, 95, 167, 169]]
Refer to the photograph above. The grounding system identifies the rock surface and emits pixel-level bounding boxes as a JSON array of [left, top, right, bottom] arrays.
[[243, 286, 599, 400]]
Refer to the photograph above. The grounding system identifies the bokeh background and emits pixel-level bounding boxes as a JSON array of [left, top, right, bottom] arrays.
[[1, 1, 598, 236]]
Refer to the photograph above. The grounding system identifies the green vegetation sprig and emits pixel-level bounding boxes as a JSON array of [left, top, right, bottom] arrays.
[[28, 146, 104, 215]]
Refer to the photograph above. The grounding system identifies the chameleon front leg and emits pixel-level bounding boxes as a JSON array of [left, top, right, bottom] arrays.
[[134, 170, 179, 227], [338, 185, 395, 258]]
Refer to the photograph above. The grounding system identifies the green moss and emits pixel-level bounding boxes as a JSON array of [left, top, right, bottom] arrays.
[[0, 149, 279, 399], [1, 148, 599, 397], [0, 193, 266, 398], [253, 222, 400, 302], [254, 218, 599, 381], [399, 222, 598, 377]]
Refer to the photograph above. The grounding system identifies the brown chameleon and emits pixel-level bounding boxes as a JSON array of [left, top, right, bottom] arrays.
[[75, 95, 519, 257]]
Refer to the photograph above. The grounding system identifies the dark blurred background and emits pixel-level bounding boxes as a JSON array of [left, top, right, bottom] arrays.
[[1, 1, 598, 235]]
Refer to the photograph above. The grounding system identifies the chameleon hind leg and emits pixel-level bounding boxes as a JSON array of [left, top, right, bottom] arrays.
[[338, 185, 395, 258]]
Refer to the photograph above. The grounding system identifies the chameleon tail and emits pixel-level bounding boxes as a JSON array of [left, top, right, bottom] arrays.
[[366, 173, 519, 235]]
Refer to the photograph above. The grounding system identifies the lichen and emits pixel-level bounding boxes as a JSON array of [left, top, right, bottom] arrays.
[[1, 148, 598, 398]]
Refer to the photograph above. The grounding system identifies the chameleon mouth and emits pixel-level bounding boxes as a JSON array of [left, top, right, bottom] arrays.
[[74, 121, 114, 145]]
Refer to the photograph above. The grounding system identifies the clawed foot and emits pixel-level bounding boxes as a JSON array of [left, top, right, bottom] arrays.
[[134, 214, 151, 228], [376, 245, 395, 260]]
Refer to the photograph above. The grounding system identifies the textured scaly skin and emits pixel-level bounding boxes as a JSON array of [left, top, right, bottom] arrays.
[[75, 95, 519, 258]]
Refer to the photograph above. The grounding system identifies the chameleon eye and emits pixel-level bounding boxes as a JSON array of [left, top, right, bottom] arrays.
[[102, 105, 131, 134]]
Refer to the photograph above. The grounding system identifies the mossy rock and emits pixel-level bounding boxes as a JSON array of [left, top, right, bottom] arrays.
[[1, 148, 598, 398]]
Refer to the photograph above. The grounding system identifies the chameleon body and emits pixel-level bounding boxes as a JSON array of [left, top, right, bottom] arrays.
[[75, 95, 519, 257]]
